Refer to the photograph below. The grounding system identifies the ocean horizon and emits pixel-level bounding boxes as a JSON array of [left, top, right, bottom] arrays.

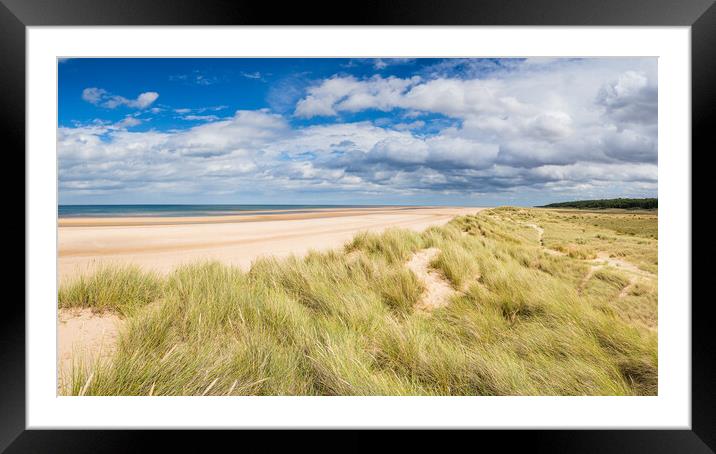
[[57, 204, 412, 218]]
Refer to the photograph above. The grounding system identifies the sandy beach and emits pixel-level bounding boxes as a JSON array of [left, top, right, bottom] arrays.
[[58, 206, 484, 281]]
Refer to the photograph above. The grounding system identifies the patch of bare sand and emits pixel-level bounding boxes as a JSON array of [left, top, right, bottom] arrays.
[[524, 223, 545, 246], [406, 248, 456, 310], [591, 252, 654, 277], [523, 224, 652, 296], [509, 220, 655, 305], [57, 308, 123, 393], [579, 252, 654, 296], [525, 223, 567, 257], [618, 280, 636, 299], [593, 253, 655, 300]]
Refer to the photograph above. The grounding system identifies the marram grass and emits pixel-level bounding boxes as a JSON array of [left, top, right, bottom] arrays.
[[58, 264, 162, 316], [59, 208, 658, 396]]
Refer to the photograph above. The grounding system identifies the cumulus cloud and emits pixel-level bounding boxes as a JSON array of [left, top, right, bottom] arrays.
[[292, 58, 657, 170], [82, 87, 159, 109], [603, 128, 657, 163], [115, 115, 142, 128], [294, 76, 420, 118], [59, 110, 286, 198], [596, 71, 657, 125], [81, 87, 107, 104], [61, 58, 657, 203], [369, 137, 430, 164]]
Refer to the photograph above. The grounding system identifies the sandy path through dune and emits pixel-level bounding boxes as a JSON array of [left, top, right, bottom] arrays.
[[406, 248, 456, 310]]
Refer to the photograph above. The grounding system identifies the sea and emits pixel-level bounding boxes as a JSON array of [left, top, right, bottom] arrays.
[[57, 204, 392, 218]]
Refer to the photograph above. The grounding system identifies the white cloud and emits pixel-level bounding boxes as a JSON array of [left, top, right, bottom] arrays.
[[115, 116, 141, 128], [292, 58, 657, 170], [294, 75, 420, 118], [596, 70, 657, 125], [182, 115, 220, 122], [370, 137, 430, 164], [371, 58, 415, 70], [81, 88, 107, 104], [82, 87, 159, 109], [393, 120, 425, 131], [61, 59, 657, 203]]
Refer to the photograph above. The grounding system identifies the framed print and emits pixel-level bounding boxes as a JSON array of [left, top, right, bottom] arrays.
[[4, 0, 713, 450]]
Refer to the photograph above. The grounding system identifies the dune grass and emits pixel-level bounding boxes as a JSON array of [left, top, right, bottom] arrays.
[[58, 264, 162, 316], [58, 208, 658, 396], [532, 209, 658, 273]]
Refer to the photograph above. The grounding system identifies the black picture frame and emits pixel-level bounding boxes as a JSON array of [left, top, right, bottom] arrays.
[[3, 0, 711, 450]]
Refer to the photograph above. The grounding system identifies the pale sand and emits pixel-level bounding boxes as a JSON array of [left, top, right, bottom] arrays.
[[406, 247, 456, 310], [57, 308, 122, 392], [59, 206, 485, 281]]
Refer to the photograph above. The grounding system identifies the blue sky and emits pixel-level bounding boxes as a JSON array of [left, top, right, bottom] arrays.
[[59, 58, 458, 133], [58, 58, 657, 206]]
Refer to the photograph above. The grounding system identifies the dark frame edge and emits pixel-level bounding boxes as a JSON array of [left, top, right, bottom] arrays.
[[5, 0, 712, 451], [0, 0, 26, 453], [0, 0, 715, 25], [691, 0, 716, 451]]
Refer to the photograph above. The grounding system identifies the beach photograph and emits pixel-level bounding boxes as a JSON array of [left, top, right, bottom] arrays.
[[57, 57, 658, 396]]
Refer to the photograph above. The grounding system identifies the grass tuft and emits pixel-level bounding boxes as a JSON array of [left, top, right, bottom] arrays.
[[58, 264, 162, 316]]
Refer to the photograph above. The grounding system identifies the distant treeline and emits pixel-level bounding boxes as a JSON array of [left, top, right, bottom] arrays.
[[538, 198, 658, 210]]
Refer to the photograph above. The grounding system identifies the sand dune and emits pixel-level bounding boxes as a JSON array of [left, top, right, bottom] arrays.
[[58, 206, 484, 281]]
